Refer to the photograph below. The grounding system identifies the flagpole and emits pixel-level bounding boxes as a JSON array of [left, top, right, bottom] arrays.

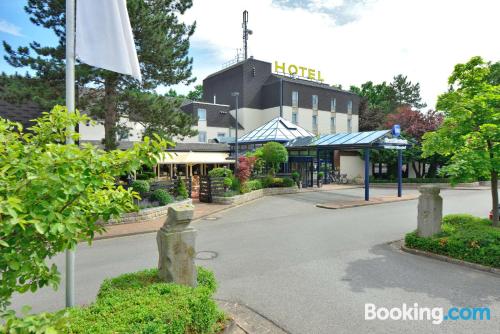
[[65, 0, 76, 308]]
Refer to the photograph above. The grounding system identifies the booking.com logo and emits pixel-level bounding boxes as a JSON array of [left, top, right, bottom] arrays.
[[365, 303, 491, 325]]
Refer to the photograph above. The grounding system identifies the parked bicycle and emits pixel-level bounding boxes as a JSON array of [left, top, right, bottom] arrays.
[[329, 171, 348, 184]]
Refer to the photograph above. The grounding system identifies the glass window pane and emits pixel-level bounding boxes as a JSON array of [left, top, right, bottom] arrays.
[[197, 108, 207, 121]]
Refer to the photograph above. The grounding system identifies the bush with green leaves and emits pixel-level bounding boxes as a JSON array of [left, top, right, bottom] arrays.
[[22, 267, 224, 334], [283, 177, 295, 187], [223, 177, 232, 189], [176, 178, 189, 199], [151, 189, 173, 206], [405, 214, 500, 268], [240, 179, 263, 194], [230, 176, 241, 193], [208, 167, 233, 178], [291, 171, 300, 183], [131, 179, 150, 195], [0, 106, 166, 317], [261, 142, 288, 173], [135, 171, 155, 180]]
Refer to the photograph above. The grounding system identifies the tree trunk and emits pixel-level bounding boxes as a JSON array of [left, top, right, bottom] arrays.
[[487, 140, 498, 227], [411, 161, 421, 178], [492, 171, 499, 227], [103, 76, 118, 151]]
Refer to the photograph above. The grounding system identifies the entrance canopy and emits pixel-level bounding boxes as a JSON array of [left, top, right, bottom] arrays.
[[158, 151, 234, 164], [286, 130, 406, 149]]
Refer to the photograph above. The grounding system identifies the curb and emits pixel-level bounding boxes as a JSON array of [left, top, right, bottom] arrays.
[[391, 239, 500, 276], [316, 195, 418, 210], [217, 300, 289, 334]]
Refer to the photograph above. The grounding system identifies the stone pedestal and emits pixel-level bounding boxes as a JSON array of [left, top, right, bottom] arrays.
[[417, 185, 443, 237], [157, 203, 197, 287]]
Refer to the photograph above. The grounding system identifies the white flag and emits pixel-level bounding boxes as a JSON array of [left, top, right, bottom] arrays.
[[76, 0, 142, 81]]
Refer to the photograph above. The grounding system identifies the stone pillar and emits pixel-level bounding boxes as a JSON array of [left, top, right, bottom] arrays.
[[417, 185, 443, 237], [157, 203, 197, 287]]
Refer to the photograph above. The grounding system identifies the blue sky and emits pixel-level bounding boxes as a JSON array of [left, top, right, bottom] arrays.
[[1, 0, 500, 106]]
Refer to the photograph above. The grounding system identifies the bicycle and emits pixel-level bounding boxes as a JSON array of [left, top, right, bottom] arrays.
[[329, 171, 348, 184]]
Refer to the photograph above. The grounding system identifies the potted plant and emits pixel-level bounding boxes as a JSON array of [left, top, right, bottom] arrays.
[[317, 172, 324, 188]]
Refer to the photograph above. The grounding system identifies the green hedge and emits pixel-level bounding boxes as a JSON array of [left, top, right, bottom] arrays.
[[151, 189, 174, 206], [241, 179, 263, 193], [63, 267, 225, 334], [405, 214, 500, 268], [131, 180, 150, 195], [208, 168, 233, 178], [370, 177, 450, 184]]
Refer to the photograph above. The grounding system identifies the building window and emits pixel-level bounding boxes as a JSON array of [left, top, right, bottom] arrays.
[[312, 95, 318, 110], [217, 132, 225, 141], [331, 98, 336, 112], [330, 116, 336, 133], [197, 108, 207, 121], [312, 115, 318, 133], [198, 131, 207, 142], [347, 100, 352, 114], [292, 112, 298, 124], [347, 118, 352, 133], [292, 91, 298, 107]]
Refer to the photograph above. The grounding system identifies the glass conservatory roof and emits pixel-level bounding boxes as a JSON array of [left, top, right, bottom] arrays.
[[286, 130, 393, 148], [238, 117, 314, 144]]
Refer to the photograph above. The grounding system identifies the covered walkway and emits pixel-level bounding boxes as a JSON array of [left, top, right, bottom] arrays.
[[286, 130, 409, 200]]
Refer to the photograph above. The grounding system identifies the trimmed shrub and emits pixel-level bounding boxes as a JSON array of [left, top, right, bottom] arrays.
[[241, 179, 263, 193], [208, 167, 232, 178], [405, 214, 500, 268], [151, 189, 173, 206], [223, 177, 232, 188], [131, 180, 150, 195], [63, 267, 224, 334], [176, 178, 189, 199], [291, 171, 300, 183], [283, 177, 295, 187]]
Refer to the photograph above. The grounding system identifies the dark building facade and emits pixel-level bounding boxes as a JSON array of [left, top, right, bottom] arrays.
[[201, 58, 361, 136]]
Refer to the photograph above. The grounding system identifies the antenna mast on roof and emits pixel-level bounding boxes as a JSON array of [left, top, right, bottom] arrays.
[[242, 10, 252, 60]]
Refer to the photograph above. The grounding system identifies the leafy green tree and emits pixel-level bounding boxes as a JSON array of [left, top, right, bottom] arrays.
[[186, 84, 203, 101], [351, 75, 426, 130], [2, 0, 196, 150], [422, 56, 500, 226], [261, 142, 288, 173], [124, 91, 197, 140], [0, 106, 166, 312]]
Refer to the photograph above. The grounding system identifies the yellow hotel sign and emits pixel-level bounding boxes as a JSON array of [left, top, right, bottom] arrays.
[[274, 61, 324, 82]]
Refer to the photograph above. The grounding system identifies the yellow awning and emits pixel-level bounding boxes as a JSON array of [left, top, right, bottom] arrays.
[[158, 151, 234, 164]]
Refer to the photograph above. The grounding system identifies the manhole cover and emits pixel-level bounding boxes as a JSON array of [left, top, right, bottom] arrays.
[[204, 217, 218, 221], [195, 251, 218, 260]]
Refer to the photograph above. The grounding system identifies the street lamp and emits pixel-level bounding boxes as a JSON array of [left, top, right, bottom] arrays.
[[231, 92, 240, 172]]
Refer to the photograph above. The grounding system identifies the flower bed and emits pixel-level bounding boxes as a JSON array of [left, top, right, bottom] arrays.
[[105, 199, 192, 225], [405, 214, 500, 268], [212, 186, 299, 205]]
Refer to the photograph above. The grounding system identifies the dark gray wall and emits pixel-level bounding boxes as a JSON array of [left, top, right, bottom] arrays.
[[202, 58, 360, 115], [281, 80, 360, 114]]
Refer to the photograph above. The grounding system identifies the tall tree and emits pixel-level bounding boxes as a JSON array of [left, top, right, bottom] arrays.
[[2, 0, 196, 150], [422, 56, 500, 226], [390, 74, 427, 109], [386, 106, 444, 177], [186, 84, 203, 101]]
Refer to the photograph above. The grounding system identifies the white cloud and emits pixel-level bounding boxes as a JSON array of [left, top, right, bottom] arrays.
[[179, 0, 500, 109], [0, 19, 23, 37]]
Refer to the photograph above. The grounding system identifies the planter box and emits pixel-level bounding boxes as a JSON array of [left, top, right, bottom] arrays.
[[212, 186, 299, 205], [105, 199, 192, 225]]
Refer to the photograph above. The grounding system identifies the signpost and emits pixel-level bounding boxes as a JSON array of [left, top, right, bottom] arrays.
[[384, 125, 407, 197]]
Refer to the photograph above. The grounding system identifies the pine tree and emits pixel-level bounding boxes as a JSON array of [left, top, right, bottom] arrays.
[[2, 0, 197, 149]]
